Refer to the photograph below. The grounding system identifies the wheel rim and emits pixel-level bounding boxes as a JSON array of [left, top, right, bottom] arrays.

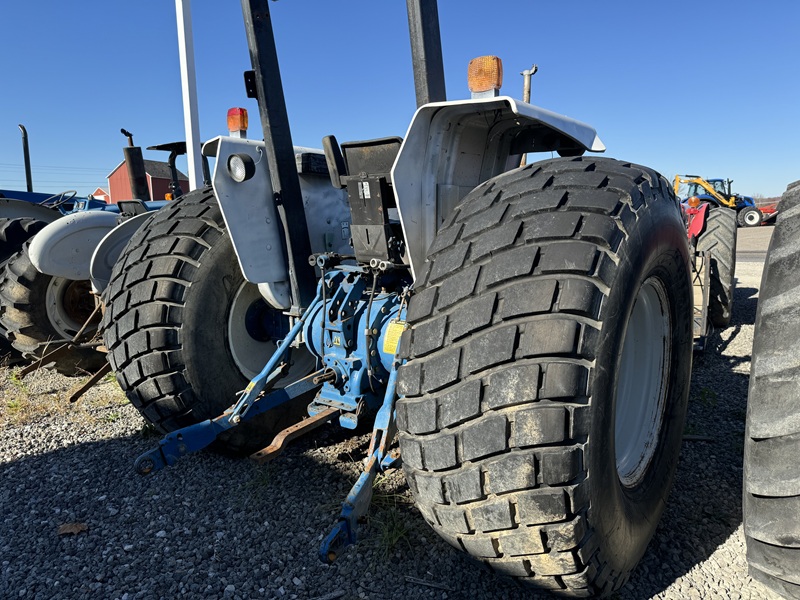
[[227, 282, 315, 381], [45, 278, 99, 339], [744, 210, 760, 226], [615, 277, 672, 487]]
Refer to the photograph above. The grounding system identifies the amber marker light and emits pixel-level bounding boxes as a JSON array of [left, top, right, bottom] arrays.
[[468, 56, 503, 98], [687, 196, 701, 208], [227, 107, 248, 138]]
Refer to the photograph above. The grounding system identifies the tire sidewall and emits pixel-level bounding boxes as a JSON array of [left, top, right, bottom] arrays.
[[178, 229, 249, 417], [587, 199, 693, 573]]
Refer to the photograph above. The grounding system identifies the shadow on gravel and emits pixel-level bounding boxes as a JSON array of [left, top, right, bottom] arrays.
[[616, 284, 756, 598], [0, 420, 547, 600], [1, 287, 761, 600]]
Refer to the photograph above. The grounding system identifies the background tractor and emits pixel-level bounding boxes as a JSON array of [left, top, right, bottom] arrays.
[[94, 1, 735, 597], [674, 174, 762, 227], [0, 134, 177, 373]]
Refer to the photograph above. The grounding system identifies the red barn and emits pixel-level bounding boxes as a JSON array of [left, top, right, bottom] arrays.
[[90, 187, 110, 202], [106, 160, 190, 203]]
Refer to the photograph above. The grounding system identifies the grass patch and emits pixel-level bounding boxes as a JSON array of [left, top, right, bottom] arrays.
[[139, 420, 161, 439], [683, 421, 702, 436], [697, 387, 718, 408], [370, 505, 411, 558], [104, 411, 122, 423], [8, 369, 28, 393]]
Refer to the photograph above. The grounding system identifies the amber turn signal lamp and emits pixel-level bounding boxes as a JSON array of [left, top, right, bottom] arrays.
[[468, 56, 503, 94], [227, 107, 248, 134]]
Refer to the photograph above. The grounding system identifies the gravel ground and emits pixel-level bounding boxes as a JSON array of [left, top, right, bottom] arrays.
[[0, 245, 780, 600]]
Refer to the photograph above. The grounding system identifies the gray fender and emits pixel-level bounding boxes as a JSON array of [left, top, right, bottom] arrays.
[[204, 136, 350, 309], [0, 198, 61, 223], [392, 96, 606, 280], [28, 210, 120, 280], [89, 211, 154, 294]]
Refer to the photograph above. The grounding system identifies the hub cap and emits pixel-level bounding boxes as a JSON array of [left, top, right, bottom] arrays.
[[227, 282, 314, 380], [45, 278, 99, 339], [615, 277, 672, 487]]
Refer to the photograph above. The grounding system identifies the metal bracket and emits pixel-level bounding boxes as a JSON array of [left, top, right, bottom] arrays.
[[319, 363, 402, 563]]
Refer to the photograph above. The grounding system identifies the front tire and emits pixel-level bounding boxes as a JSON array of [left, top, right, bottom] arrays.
[[102, 187, 313, 455], [744, 181, 800, 598], [396, 157, 693, 597], [738, 206, 762, 227]]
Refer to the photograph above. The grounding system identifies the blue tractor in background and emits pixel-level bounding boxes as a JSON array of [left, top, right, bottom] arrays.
[[674, 174, 762, 227]]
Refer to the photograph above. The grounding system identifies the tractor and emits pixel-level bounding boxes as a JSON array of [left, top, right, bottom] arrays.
[[674, 174, 762, 227], [97, 1, 735, 597], [743, 179, 800, 598], [0, 133, 180, 373]]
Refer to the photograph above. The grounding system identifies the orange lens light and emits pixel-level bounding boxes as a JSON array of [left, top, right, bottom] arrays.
[[227, 107, 248, 132], [165, 193, 174, 201], [468, 56, 503, 93], [687, 196, 701, 208]]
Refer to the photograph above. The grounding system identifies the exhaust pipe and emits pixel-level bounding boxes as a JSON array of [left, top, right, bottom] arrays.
[[18, 124, 33, 193]]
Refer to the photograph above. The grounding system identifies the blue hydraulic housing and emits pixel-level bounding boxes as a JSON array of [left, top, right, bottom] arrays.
[[303, 269, 405, 429]]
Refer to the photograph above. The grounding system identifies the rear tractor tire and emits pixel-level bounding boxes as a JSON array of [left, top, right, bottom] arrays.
[[0, 243, 105, 374], [0, 217, 49, 360], [396, 157, 693, 597], [697, 207, 737, 328], [102, 187, 314, 455], [738, 206, 762, 228], [744, 182, 800, 599]]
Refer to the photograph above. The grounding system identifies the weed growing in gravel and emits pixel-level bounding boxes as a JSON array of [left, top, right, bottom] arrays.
[[9, 369, 28, 393], [372, 472, 412, 508], [698, 387, 718, 408], [139, 421, 161, 439], [6, 399, 22, 413], [104, 411, 122, 423], [683, 421, 702, 436], [370, 505, 411, 559]]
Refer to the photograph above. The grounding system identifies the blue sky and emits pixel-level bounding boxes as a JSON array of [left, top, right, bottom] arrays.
[[1, 1, 797, 198]]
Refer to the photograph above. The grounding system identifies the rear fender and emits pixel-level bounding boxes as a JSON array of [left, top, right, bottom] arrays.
[[0, 198, 61, 223], [392, 96, 606, 280], [204, 136, 350, 308], [28, 210, 120, 280], [89, 211, 153, 294], [685, 202, 711, 244]]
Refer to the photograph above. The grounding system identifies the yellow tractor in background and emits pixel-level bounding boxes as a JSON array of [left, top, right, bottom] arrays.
[[674, 175, 762, 227]]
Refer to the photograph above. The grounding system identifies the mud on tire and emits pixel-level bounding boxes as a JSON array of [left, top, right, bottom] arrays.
[[396, 157, 693, 597], [102, 187, 311, 455]]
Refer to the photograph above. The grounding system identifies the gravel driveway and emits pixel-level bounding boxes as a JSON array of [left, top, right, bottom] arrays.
[[0, 230, 779, 600]]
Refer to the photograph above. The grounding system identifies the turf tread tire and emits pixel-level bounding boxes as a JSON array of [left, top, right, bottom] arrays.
[[397, 157, 693, 598], [101, 187, 307, 455], [744, 181, 800, 599]]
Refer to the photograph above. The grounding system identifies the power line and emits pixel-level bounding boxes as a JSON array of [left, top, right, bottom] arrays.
[[0, 162, 112, 172]]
